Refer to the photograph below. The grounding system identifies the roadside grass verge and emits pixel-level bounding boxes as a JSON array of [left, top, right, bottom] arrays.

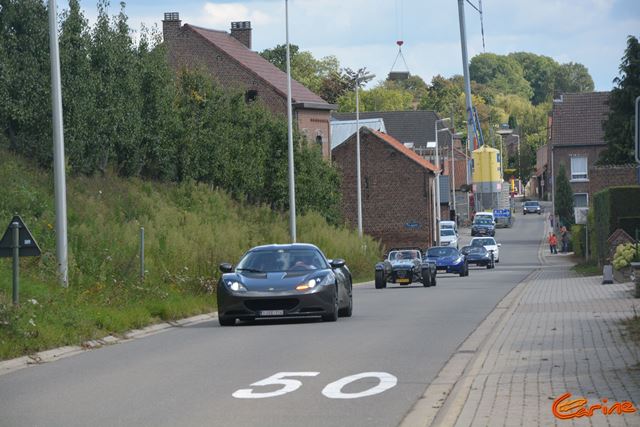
[[0, 148, 381, 360]]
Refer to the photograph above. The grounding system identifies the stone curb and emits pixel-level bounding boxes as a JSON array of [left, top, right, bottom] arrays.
[[0, 312, 217, 377], [0, 278, 372, 377]]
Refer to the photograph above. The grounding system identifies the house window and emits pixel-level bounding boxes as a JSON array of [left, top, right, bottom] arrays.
[[570, 156, 588, 181], [316, 134, 323, 146], [245, 90, 258, 103], [574, 193, 588, 207]]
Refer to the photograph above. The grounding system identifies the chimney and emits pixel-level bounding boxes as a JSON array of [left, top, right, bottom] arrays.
[[162, 12, 181, 44], [230, 21, 252, 49]]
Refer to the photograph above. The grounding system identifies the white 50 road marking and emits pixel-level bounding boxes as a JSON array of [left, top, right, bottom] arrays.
[[321, 372, 398, 399], [233, 371, 398, 399], [232, 372, 320, 399]]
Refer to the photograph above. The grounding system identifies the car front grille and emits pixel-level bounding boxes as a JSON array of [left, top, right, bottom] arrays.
[[244, 298, 299, 312]]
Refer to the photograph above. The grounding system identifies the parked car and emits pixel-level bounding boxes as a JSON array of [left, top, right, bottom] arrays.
[[469, 237, 501, 262], [471, 218, 496, 237], [217, 243, 352, 326], [423, 246, 469, 277], [440, 228, 459, 249], [460, 245, 495, 269], [375, 248, 437, 289], [523, 200, 542, 215]]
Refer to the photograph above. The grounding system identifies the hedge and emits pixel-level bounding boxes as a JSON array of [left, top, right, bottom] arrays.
[[592, 186, 640, 263]]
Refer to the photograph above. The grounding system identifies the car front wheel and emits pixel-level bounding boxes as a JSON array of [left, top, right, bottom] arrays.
[[338, 283, 353, 317], [322, 287, 339, 322], [375, 270, 386, 289], [421, 268, 432, 287]]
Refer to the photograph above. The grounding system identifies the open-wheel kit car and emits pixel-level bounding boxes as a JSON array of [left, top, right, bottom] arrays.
[[374, 248, 437, 289]]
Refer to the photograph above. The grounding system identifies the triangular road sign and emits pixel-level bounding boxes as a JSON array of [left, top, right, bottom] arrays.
[[0, 215, 42, 257]]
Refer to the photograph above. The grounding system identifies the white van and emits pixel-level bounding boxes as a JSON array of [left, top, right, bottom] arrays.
[[440, 220, 458, 233]]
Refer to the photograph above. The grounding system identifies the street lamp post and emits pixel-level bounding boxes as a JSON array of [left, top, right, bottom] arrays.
[[355, 70, 375, 238], [435, 118, 450, 245], [285, 0, 296, 242], [514, 134, 521, 188]]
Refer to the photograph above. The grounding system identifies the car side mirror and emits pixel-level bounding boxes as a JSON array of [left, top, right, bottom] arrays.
[[497, 243, 502, 247], [219, 263, 233, 273], [330, 259, 345, 269]]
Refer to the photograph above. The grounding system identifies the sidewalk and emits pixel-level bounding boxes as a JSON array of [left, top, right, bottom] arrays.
[[431, 235, 640, 426]]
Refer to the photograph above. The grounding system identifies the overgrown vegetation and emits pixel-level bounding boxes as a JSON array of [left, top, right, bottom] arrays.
[[0, 149, 381, 360], [592, 186, 640, 263], [0, 0, 341, 223]]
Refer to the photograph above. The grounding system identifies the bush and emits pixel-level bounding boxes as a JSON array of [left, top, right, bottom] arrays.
[[592, 186, 640, 263], [612, 243, 640, 270], [571, 224, 585, 258]]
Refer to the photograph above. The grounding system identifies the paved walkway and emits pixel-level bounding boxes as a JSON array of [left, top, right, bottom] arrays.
[[433, 233, 640, 426]]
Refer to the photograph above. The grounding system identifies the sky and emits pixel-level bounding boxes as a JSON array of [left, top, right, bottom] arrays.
[[74, 0, 640, 91]]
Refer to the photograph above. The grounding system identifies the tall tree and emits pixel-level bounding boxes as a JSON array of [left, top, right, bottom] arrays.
[[555, 163, 574, 225], [508, 52, 558, 105], [0, 0, 51, 165], [60, 0, 96, 175], [469, 53, 533, 100], [554, 62, 594, 93], [599, 35, 640, 165]]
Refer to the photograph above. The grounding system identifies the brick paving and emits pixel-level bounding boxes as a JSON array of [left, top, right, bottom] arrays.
[[449, 250, 640, 426]]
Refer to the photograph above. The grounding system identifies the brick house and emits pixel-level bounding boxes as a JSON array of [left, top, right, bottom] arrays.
[[549, 92, 610, 208], [331, 127, 438, 250], [332, 110, 456, 219], [162, 12, 335, 157]]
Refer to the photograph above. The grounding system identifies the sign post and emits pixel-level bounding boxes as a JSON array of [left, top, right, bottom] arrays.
[[0, 216, 42, 305]]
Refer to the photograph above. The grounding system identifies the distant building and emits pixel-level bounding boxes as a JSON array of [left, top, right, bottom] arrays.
[[162, 12, 336, 157], [549, 92, 610, 208], [331, 127, 438, 249], [332, 110, 458, 219]]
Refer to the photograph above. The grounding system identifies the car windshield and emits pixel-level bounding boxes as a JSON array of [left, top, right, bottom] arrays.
[[461, 246, 487, 255], [236, 248, 328, 272], [472, 238, 496, 247], [426, 247, 459, 258], [474, 219, 493, 225], [525, 202, 539, 206], [388, 250, 421, 261], [440, 222, 455, 229], [440, 229, 456, 237]]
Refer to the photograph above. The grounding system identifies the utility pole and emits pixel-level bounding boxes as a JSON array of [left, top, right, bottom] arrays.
[[48, 0, 68, 286], [457, 0, 475, 222], [285, 0, 296, 242]]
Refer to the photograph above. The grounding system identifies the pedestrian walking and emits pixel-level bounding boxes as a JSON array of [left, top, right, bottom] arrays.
[[548, 213, 554, 228], [548, 232, 558, 254], [560, 226, 569, 253]]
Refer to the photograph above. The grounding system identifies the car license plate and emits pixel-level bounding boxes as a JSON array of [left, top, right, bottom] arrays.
[[259, 310, 284, 316], [397, 278, 410, 283]]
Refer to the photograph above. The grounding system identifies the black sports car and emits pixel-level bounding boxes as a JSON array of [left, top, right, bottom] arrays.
[[217, 244, 352, 326], [374, 248, 437, 289], [471, 218, 496, 237], [460, 245, 495, 269]]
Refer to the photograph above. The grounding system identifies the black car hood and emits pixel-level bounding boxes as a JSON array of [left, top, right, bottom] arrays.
[[465, 253, 489, 261], [223, 270, 331, 291]]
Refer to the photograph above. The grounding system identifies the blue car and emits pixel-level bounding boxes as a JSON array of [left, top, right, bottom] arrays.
[[471, 218, 495, 237], [424, 246, 469, 277]]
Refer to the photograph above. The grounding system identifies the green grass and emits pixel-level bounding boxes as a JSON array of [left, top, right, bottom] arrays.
[[0, 148, 382, 360], [571, 260, 601, 277], [622, 312, 640, 345]]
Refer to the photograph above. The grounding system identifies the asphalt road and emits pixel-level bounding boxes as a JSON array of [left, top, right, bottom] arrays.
[[0, 209, 546, 427]]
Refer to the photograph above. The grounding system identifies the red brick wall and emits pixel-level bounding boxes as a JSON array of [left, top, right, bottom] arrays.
[[164, 25, 332, 155], [165, 27, 288, 116], [589, 164, 639, 195], [552, 145, 606, 196], [332, 130, 435, 250]]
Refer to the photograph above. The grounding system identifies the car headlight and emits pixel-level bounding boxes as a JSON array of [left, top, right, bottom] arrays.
[[296, 273, 334, 291], [226, 280, 247, 292]]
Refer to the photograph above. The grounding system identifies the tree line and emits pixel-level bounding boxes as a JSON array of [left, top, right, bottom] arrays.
[[0, 0, 341, 223]]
